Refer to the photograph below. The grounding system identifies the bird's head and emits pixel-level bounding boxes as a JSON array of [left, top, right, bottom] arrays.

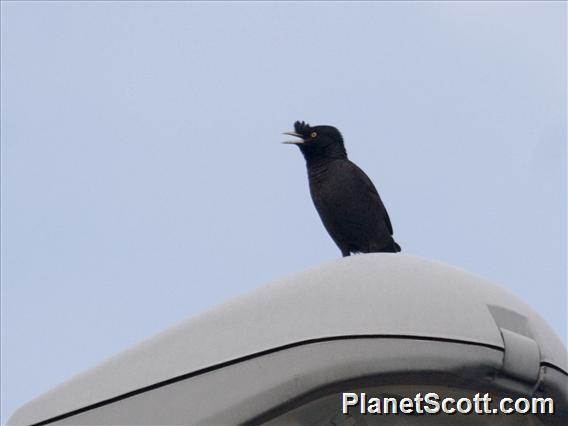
[[283, 121, 347, 162]]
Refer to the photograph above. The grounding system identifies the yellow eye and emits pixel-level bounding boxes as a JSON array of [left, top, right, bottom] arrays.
[[310, 132, 317, 138]]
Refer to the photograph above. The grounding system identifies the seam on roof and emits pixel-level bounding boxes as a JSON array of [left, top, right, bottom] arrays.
[[31, 335, 503, 426]]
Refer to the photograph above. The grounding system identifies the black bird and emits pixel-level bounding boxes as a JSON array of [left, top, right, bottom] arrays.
[[284, 120, 401, 257]]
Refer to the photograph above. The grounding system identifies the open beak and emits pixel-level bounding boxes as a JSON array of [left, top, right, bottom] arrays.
[[282, 131, 306, 145]]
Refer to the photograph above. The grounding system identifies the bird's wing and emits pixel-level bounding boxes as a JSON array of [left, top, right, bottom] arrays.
[[347, 161, 395, 235]]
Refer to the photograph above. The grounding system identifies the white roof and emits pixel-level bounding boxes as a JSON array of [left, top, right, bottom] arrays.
[[9, 254, 567, 425]]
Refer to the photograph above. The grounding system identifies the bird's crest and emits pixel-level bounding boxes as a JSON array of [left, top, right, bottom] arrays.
[[294, 120, 311, 136]]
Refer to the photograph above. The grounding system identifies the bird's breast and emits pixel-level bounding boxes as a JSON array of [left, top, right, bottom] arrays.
[[307, 163, 350, 203]]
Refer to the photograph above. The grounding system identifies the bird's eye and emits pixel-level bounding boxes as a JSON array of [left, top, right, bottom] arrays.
[[311, 132, 317, 138]]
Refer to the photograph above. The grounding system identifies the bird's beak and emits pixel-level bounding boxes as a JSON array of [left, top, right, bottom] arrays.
[[282, 131, 306, 145]]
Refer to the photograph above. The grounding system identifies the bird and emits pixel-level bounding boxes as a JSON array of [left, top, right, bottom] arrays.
[[283, 120, 401, 257]]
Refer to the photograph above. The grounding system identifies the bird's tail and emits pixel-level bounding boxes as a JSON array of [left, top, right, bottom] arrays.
[[370, 239, 401, 253]]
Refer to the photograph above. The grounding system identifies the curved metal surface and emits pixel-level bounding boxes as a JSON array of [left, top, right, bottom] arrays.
[[8, 254, 567, 425]]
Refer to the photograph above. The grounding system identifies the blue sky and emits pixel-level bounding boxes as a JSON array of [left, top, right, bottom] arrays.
[[1, 1, 566, 423]]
